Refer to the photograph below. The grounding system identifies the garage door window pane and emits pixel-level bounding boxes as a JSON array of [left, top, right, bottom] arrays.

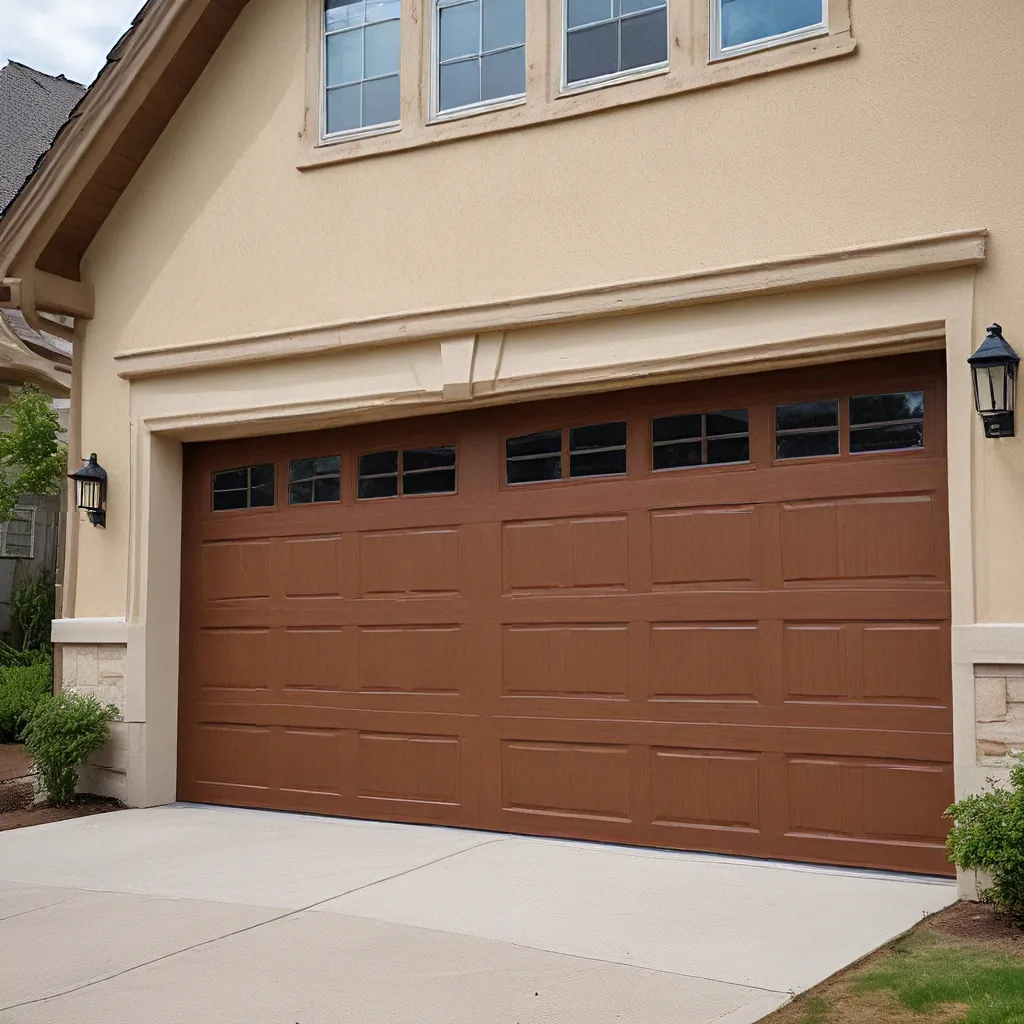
[[213, 464, 275, 511], [506, 429, 563, 484], [569, 421, 627, 477], [653, 409, 749, 470], [403, 447, 457, 494], [359, 450, 399, 498], [850, 391, 925, 454], [289, 455, 341, 504]]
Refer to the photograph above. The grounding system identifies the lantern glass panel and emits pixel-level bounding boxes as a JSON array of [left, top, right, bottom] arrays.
[[974, 364, 1011, 414]]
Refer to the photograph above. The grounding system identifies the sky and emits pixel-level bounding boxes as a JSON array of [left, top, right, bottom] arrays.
[[0, 0, 144, 85]]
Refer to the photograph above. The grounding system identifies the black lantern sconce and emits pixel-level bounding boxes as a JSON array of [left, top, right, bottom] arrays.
[[969, 324, 1020, 439], [69, 454, 107, 528]]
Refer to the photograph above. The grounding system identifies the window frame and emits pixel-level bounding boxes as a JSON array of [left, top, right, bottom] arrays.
[[709, 0, 828, 63], [320, 0, 403, 144], [0, 506, 36, 560], [430, 0, 529, 122], [651, 408, 750, 472], [211, 463, 277, 512], [560, 0, 671, 95], [356, 444, 459, 498]]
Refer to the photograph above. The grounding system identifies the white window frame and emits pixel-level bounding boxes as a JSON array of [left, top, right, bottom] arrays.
[[560, 0, 670, 96], [320, 1, 403, 144], [709, 0, 828, 62], [0, 506, 36, 560], [430, 0, 528, 122]]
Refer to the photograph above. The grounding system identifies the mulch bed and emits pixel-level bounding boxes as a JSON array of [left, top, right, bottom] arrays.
[[0, 743, 32, 783], [0, 795, 124, 832]]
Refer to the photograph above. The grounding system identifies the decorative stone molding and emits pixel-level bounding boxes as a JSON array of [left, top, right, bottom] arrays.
[[975, 665, 1024, 765], [61, 643, 126, 715]]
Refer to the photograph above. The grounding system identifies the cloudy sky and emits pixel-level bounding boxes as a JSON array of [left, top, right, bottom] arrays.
[[0, 0, 144, 85]]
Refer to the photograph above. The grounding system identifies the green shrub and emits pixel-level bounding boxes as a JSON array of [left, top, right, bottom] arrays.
[[22, 691, 118, 806], [946, 755, 1024, 921], [0, 658, 52, 741], [10, 569, 55, 654]]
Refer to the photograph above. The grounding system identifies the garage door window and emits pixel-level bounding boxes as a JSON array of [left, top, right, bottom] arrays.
[[652, 409, 749, 470], [289, 456, 342, 503], [850, 391, 924, 453], [506, 429, 562, 484], [569, 421, 627, 477], [358, 447, 457, 498], [775, 399, 839, 460], [212, 464, 275, 510]]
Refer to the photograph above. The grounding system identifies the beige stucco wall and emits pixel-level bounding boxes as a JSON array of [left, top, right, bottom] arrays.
[[55, 0, 1024, 842]]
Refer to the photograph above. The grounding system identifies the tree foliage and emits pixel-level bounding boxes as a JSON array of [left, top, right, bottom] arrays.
[[0, 385, 66, 522]]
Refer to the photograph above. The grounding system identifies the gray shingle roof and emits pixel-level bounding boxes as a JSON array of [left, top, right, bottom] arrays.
[[0, 61, 86, 215]]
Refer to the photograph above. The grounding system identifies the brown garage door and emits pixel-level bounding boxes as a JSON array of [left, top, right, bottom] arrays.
[[178, 353, 953, 875]]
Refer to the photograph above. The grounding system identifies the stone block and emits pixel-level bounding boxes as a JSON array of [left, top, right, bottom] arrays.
[[975, 678, 1008, 723], [979, 739, 1010, 758], [1007, 679, 1024, 704]]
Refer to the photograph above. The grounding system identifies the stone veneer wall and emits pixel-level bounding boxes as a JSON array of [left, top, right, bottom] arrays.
[[59, 643, 128, 801], [975, 665, 1024, 766]]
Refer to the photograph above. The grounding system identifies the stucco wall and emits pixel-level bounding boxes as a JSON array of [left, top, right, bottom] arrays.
[[72, 0, 1024, 623]]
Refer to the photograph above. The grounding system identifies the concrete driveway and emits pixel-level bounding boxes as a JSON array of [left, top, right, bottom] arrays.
[[0, 805, 955, 1023]]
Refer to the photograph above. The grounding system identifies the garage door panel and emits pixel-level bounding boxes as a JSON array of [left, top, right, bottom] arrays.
[[500, 740, 633, 823], [501, 623, 630, 699], [502, 516, 629, 592], [650, 506, 757, 586], [181, 355, 953, 874], [281, 535, 345, 598], [650, 748, 759, 832], [359, 527, 461, 596], [201, 540, 273, 603], [649, 623, 760, 701]]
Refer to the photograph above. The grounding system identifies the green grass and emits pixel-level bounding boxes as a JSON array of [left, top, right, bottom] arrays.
[[854, 932, 1024, 1024], [793, 996, 830, 1024]]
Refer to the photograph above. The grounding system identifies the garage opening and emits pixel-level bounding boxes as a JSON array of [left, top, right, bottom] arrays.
[[178, 353, 953, 875]]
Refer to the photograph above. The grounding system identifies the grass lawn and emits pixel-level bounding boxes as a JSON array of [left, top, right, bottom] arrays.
[[760, 901, 1024, 1024]]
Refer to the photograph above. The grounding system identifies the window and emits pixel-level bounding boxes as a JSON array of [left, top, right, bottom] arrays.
[[850, 391, 924, 453], [358, 447, 457, 498], [0, 506, 35, 559], [775, 400, 838, 460], [711, 0, 826, 60], [324, 0, 401, 137], [652, 409, 749, 470], [212, 464, 275, 510], [506, 429, 562, 484], [564, 0, 668, 89], [569, 421, 627, 476], [435, 0, 526, 115], [289, 456, 342, 503]]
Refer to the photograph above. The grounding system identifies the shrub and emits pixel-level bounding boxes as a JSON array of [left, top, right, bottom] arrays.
[[946, 755, 1024, 921], [0, 658, 52, 741], [10, 569, 55, 654], [22, 691, 118, 806]]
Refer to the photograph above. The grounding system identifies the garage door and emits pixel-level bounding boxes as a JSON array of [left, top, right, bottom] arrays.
[[178, 353, 953, 874]]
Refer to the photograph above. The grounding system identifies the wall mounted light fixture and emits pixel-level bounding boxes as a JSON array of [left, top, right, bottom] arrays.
[[69, 453, 107, 527], [969, 324, 1020, 439]]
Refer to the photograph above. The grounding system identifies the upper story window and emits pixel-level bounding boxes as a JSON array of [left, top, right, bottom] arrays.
[[711, 0, 827, 61], [435, 0, 527, 116], [564, 0, 668, 90], [324, 0, 401, 138]]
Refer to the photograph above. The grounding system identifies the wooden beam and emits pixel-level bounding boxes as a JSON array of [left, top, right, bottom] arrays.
[[34, 270, 94, 319]]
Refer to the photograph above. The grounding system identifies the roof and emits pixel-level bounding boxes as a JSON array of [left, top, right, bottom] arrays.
[[0, 61, 86, 215], [0, 0, 250, 285]]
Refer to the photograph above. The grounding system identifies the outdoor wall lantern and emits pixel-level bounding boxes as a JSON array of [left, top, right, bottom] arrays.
[[69, 453, 107, 528], [969, 324, 1020, 439]]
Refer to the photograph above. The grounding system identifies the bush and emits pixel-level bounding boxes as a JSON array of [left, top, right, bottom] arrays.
[[946, 756, 1024, 921], [22, 691, 118, 806], [10, 569, 55, 654], [0, 658, 52, 741]]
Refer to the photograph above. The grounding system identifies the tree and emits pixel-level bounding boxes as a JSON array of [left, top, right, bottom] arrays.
[[0, 385, 67, 523]]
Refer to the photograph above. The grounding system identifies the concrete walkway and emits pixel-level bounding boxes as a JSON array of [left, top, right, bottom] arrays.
[[0, 805, 955, 1023]]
